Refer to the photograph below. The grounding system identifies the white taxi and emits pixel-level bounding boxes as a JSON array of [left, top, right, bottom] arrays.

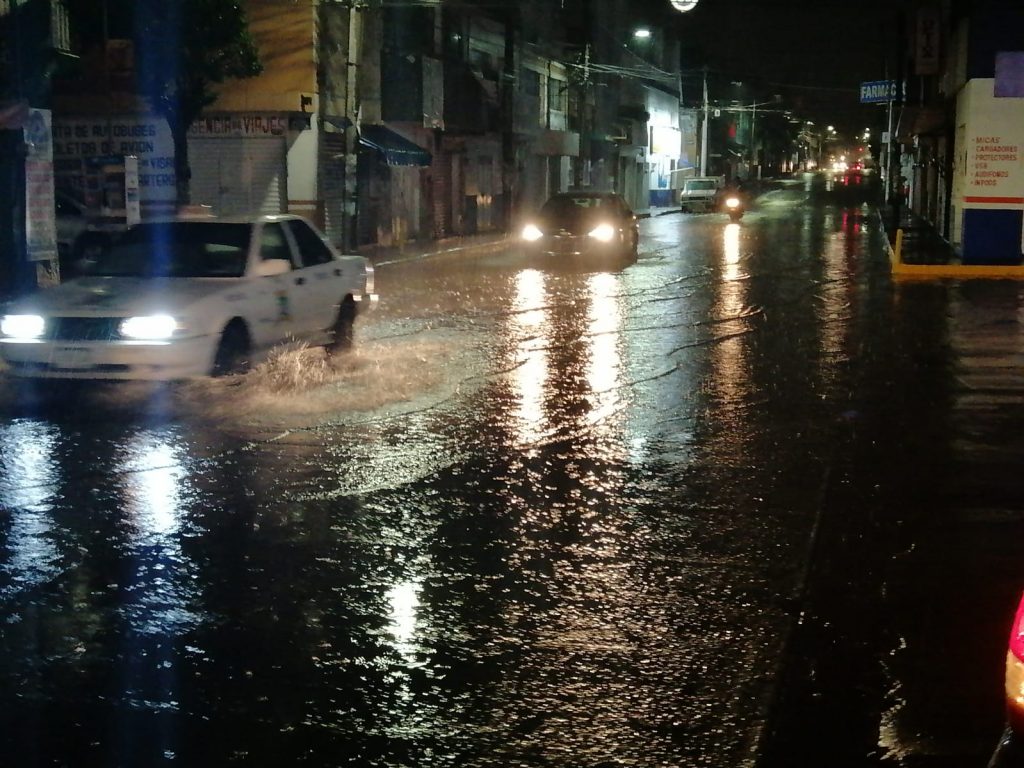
[[0, 215, 376, 380]]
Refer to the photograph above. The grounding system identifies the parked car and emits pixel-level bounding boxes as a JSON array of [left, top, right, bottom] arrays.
[[679, 176, 724, 212], [520, 191, 639, 265], [54, 192, 126, 278], [0, 214, 376, 380]]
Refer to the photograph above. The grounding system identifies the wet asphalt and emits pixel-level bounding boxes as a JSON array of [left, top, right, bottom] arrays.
[[1, 178, 1022, 767]]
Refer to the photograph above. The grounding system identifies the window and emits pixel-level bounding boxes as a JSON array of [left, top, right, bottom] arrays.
[[260, 223, 292, 265], [286, 220, 334, 267], [548, 77, 567, 114], [89, 222, 250, 278]]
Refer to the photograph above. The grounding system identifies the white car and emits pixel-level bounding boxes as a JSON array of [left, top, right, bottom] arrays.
[[679, 176, 724, 213], [0, 214, 376, 380]]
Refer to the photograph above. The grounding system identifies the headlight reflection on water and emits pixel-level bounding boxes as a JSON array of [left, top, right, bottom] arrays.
[[713, 223, 752, 412], [385, 578, 423, 664], [510, 269, 551, 446], [118, 431, 204, 637], [585, 271, 625, 435], [122, 434, 185, 542], [0, 421, 61, 595]]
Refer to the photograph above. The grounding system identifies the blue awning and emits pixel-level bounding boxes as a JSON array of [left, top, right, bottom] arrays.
[[358, 124, 431, 167]]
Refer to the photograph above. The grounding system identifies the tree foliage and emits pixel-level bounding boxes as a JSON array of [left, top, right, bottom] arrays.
[[65, 0, 262, 202], [133, 0, 262, 128]]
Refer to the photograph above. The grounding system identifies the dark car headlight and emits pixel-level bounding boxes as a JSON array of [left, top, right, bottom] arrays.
[[522, 224, 544, 242]]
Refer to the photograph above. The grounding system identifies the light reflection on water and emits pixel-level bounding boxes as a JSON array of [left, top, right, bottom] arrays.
[[506, 267, 629, 452], [0, 420, 60, 595], [386, 577, 423, 665], [510, 269, 552, 447], [712, 223, 752, 412], [584, 271, 625, 434], [116, 430, 202, 637]]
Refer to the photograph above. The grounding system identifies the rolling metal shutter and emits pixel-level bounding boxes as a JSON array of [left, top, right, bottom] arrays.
[[190, 137, 286, 216], [321, 132, 347, 247]]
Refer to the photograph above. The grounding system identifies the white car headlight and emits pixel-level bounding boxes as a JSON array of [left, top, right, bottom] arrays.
[[522, 224, 544, 242], [1, 314, 46, 340], [119, 315, 178, 341], [588, 223, 616, 242]]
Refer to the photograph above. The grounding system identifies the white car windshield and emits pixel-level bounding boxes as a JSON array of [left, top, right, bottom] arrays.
[[88, 222, 252, 278]]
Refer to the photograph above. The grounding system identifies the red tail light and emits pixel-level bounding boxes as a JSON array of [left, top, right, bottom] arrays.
[[1010, 593, 1024, 662]]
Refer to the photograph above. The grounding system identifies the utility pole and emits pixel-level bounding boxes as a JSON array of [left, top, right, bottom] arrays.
[[343, 4, 363, 250], [501, 5, 517, 227], [699, 67, 709, 177], [572, 40, 590, 190], [889, 10, 906, 222], [750, 101, 757, 178]]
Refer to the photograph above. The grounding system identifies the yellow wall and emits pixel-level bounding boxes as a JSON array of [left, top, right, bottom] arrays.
[[206, 0, 317, 113]]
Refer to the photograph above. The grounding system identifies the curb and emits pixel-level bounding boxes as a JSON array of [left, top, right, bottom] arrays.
[[881, 212, 1024, 280]]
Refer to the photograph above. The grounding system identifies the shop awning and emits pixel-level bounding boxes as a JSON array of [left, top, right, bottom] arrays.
[[358, 124, 431, 167], [896, 106, 946, 142]]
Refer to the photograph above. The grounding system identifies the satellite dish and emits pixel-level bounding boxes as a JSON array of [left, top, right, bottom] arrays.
[[670, 0, 699, 11]]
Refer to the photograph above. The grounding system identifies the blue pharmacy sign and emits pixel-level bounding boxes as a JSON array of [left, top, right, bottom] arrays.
[[860, 81, 899, 104]]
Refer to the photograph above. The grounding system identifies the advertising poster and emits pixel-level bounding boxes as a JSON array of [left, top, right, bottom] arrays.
[[52, 115, 176, 205], [23, 108, 58, 264]]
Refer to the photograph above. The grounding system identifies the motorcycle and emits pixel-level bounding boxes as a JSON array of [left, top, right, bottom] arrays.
[[723, 194, 744, 222]]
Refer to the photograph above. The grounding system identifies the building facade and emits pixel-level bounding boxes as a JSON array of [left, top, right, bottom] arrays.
[[5, 0, 689, 292], [895, 0, 1024, 264]]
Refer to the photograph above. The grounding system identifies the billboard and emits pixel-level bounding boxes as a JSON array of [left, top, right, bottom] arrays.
[[995, 52, 1024, 98]]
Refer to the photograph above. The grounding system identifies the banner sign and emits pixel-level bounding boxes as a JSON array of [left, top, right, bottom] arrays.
[[189, 114, 288, 137], [24, 108, 58, 264]]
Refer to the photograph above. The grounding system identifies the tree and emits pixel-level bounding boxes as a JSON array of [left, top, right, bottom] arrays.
[[66, 0, 262, 205]]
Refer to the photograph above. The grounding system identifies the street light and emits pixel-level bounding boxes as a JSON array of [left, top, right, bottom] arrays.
[[669, 0, 699, 11], [633, 28, 652, 39]]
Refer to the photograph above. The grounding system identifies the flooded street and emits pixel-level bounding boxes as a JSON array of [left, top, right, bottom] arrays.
[[1, 184, 1020, 766]]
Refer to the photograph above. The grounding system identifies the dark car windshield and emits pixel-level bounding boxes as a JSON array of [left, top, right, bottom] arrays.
[[88, 222, 252, 278], [539, 195, 623, 219]]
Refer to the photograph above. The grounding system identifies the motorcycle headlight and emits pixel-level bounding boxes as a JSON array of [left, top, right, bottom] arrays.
[[522, 224, 544, 242], [119, 314, 178, 341], [725, 196, 741, 209], [0, 314, 46, 340], [588, 223, 616, 242]]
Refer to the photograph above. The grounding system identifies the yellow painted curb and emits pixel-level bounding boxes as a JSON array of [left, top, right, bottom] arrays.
[[887, 227, 1024, 280]]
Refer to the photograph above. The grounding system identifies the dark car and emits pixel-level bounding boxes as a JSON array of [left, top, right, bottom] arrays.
[[520, 191, 639, 265]]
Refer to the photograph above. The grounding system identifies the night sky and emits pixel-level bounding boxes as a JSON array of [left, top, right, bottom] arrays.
[[649, 0, 897, 138]]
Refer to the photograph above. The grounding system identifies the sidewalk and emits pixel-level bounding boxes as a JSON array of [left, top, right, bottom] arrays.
[[880, 204, 1024, 278], [880, 204, 959, 266], [356, 205, 680, 267]]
